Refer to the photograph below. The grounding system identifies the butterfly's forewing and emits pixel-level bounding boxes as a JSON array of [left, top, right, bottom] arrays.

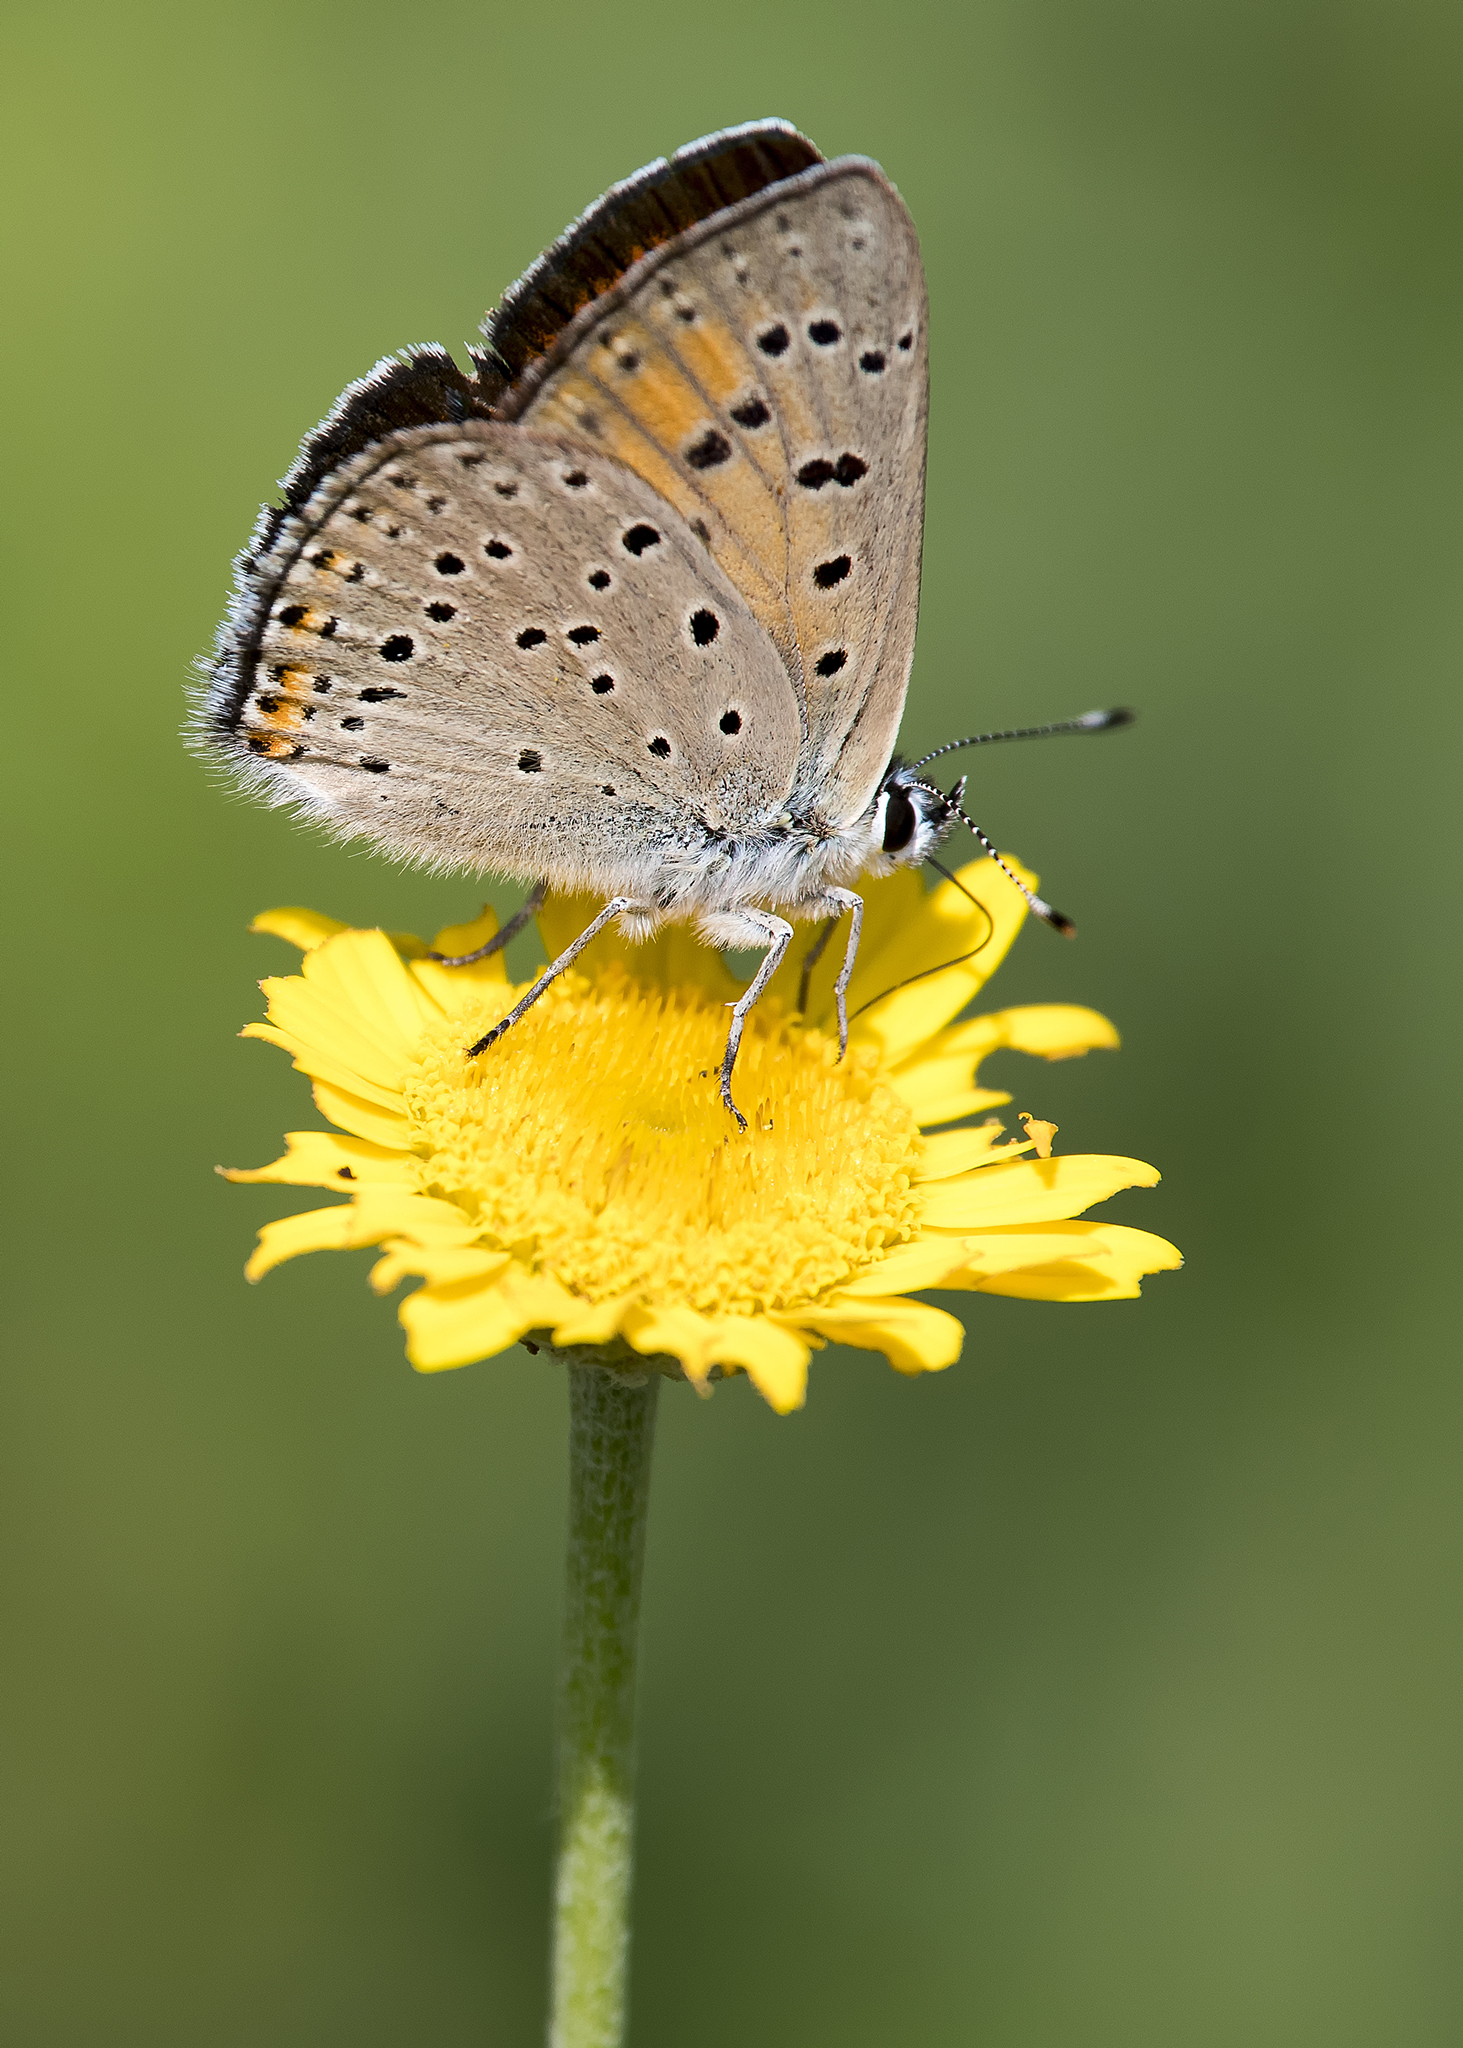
[[499, 159, 929, 831], [225, 421, 800, 889]]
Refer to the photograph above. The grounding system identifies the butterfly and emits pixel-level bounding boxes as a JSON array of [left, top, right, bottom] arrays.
[[201, 120, 1128, 1126]]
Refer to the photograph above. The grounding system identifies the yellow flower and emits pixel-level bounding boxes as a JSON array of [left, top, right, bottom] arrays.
[[223, 859, 1180, 1413]]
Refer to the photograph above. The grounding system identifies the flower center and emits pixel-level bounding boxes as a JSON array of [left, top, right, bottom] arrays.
[[402, 966, 922, 1317]]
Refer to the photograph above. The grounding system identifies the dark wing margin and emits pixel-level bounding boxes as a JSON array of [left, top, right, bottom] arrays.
[[202, 345, 503, 738], [260, 119, 822, 548], [203, 120, 823, 741], [476, 120, 823, 384], [263, 347, 503, 559]]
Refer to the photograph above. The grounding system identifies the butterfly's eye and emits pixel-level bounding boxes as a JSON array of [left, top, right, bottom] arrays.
[[880, 784, 917, 855]]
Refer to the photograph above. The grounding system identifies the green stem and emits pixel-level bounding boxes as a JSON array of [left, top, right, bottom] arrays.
[[548, 1358, 660, 2048]]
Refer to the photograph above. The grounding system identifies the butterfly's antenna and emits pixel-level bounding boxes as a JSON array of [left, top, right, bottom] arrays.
[[910, 706, 1134, 773], [845, 858, 995, 1023], [913, 779, 1078, 937]]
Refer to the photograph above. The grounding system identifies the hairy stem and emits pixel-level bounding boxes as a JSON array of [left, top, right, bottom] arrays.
[[548, 1359, 660, 2048]]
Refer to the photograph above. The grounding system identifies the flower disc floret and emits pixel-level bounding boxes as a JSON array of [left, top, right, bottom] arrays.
[[404, 968, 920, 1320]]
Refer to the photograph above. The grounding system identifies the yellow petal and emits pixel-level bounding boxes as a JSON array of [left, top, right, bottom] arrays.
[[886, 1068, 1012, 1128], [848, 857, 1037, 1061], [400, 1263, 582, 1371], [914, 1121, 1027, 1181], [400, 1273, 534, 1370], [894, 1003, 1121, 1079], [536, 890, 741, 1000], [248, 908, 427, 958], [245, 1203, 355, 1278], [548, 1294, 639, 1346], [241, 1021, 407, 1113], [890, 1003, 1120, 1128], [370, 1242, 510, 1294], [311, 1078, 413, 1147], [250, 907, 349, 951], [349, 1192, 481, 1241], [834, 1239, 984, 1297], [411, 958, 511, 1015], [704, 1318, 811, 1413], [248, 1191, 478, 1280], [786, 1295, 965, 1375], [919, 1154, 1160, 1229], [247, 928, 446, 1096], [301, 929, 442, 1051], [253, 985, 411, 1092], [221, 1130, 415, 1190], [410, 905, 511, 1010], [429, 904, 502, 959], [621, 1303, 812, 1412], [994, 1005, 1120, 1060], [928, 1221, 1184, 1296], [966, 1251, 1175, 1302]]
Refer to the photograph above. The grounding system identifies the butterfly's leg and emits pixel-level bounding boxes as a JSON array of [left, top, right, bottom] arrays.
[[821, 889, 865, 1060], [466, 897, 637, 1057], [427, 882, 546, 967], [796, 916, 838, 1016], [719, 913, 795, 1131]]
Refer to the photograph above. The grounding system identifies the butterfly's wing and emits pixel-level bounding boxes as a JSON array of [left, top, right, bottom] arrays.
[[206, 420, 801, 893], [204, 123, 919, 884], [493, 152, 928, 832]]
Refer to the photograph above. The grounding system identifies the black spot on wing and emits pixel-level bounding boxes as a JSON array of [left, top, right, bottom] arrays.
[[797, 452, 867, 491], [686, 429, 731, 470]]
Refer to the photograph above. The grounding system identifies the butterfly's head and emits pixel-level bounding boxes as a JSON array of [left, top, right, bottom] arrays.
[[868, 761, 958, 871]]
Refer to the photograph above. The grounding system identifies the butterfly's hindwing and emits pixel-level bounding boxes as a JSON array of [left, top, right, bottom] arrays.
[[222, 422, 801, 893]]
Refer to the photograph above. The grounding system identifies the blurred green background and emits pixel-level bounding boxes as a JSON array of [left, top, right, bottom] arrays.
[[3, 0, 1460, 2040]]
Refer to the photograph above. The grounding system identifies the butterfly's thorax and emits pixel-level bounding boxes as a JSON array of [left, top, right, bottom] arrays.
[[647, 811, 884, 916]]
